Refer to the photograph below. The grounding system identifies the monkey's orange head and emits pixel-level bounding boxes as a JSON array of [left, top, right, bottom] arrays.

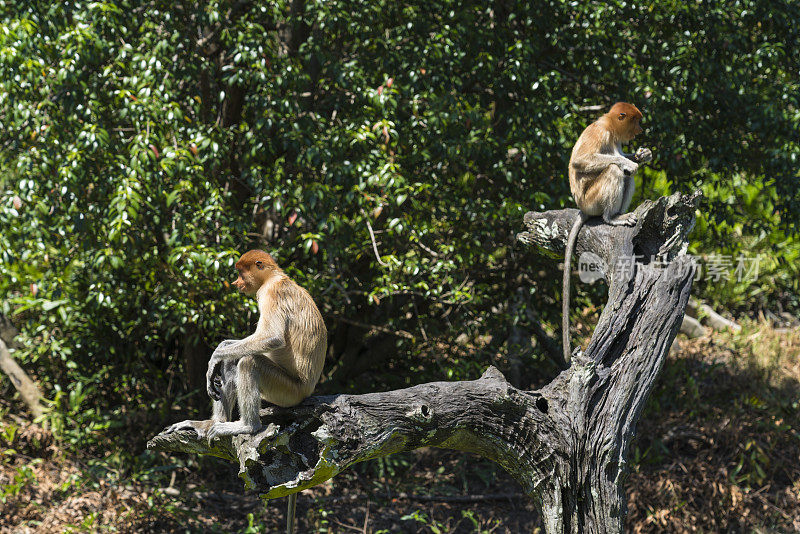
[[233, 249, 281, 296], [606, 102, 644, 143]]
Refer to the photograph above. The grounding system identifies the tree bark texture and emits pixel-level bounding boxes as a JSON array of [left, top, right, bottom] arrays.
[[149, 192, 700, 533]]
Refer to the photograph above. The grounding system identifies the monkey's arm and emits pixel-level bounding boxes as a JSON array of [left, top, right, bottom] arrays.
[[206, 334, 284, 396], [211, 332, 286, 360], [571, 153, 636, 174], [625, 147, 653, 163], [212, 297, 289, 359], [206, 316, 289, 399]]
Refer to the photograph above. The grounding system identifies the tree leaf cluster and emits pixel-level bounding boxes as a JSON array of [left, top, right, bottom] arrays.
[[0, 0, 797, 425]]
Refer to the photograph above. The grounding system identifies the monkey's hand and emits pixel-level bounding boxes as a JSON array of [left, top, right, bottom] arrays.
[[617, 158, 639, 177], [206, 357, 223, 401], [634, 147, 653, 164]]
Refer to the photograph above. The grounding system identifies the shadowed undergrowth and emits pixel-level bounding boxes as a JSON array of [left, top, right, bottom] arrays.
[[1, 321, 798, 533]]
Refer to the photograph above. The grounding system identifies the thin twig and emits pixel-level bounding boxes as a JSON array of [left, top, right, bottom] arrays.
[[753, 492, 793, 520], [365, 219, 389, 267], [322, 280, 353, 304], [335, 317, 415, 340], [312, 492, 526, 504], [331, 519, 364, 532], [394, 492, 526, 503], [362, 499, 370, 534], [411, 298, 428, 342], [412, 231, 440, 257]]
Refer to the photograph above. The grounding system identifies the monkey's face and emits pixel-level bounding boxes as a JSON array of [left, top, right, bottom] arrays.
[[234, 250, 277, 296], [630, 117, 643, 139], [623, 119, 642, 143], [616, 116, 643, 143], [233, 268, 255, 296], [233, 264, 265, 296], [608, 102, 644, 143]]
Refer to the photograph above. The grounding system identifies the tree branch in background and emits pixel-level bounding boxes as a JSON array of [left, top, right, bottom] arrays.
[[687, 297, 741, 332], [0, 338, 45, 421]]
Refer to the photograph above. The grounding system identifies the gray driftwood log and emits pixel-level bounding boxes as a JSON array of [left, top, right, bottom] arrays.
[[148, 192, 700, 533]]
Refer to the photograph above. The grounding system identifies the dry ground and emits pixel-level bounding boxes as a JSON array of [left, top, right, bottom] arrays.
[[1, 322, 799, 533]]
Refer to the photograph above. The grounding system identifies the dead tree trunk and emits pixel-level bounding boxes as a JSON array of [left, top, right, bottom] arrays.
[[148, 192, 700, 533]]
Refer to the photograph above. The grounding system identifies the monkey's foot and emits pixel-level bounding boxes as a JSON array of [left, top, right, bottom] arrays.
[[606, 213, 637, 227], [206, 421, 264, 440], [164, 419, 211, 438]]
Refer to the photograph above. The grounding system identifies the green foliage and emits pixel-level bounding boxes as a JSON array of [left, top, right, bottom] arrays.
[[0, 460, 40, 503], [241, 513, 269, 534], [401, 509, 448, 534], [461, 510, 503, 534], [649, 170, 800, 313], [0, 0, 797, 453], [400, 508, 499, 534]]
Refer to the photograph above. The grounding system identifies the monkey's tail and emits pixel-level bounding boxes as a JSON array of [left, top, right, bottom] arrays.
[[562, 212, 589, 366]]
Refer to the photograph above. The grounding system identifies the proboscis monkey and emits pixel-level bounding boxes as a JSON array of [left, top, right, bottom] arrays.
[[166, 249, 327, 439], [562, 102, 653, 365]]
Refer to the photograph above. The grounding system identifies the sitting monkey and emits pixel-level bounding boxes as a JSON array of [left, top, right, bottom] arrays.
[[167, 249, 326, 439]]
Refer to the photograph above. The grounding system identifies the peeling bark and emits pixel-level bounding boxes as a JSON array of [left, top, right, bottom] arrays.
[[149, 192, 700, 533]]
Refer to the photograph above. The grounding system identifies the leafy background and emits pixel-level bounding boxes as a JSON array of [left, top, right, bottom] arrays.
[[1, 1, 798, 532]]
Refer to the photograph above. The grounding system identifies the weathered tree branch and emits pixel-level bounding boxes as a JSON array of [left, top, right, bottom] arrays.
[[149, 192, 700, 533], [687, 297, 741, 332], [680, 314, 707, 338]]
